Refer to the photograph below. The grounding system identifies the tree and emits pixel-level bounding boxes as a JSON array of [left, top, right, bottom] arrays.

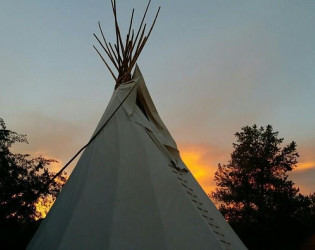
[[0, 117, 66, 248], [212, 125, 314, 249]]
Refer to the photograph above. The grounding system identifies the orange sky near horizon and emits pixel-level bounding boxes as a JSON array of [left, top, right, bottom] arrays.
[[12, 136, 315, 198], [178, 144, 315, 196], [179, 144, 218, 195], [34, 144, 315, 219], [14, 141, 315, 197]]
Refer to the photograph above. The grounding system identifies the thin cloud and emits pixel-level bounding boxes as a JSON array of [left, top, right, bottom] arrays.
[[294, 162, 315, 172]]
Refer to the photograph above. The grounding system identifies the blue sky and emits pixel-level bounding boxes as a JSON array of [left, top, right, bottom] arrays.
[[1, 0, 314, 194]]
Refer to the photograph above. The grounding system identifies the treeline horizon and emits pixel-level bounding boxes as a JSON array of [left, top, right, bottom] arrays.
[[0, 118, 314, 249]]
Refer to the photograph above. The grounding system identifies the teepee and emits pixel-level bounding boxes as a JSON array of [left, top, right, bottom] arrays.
[[28, 1, 247, 249]]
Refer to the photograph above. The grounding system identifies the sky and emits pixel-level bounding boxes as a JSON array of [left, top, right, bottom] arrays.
[[1, 0, 314, 195]]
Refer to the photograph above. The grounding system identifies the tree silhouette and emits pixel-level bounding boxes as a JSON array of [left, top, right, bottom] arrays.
[[212, 125, 315, 249], [0, 117, 66, 248]]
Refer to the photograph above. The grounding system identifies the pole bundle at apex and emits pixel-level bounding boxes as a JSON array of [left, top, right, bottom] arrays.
[[93, 0, 160, 89]]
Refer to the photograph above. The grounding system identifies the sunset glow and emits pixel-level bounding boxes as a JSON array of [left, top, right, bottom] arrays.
[[179, 145, 218, 194]]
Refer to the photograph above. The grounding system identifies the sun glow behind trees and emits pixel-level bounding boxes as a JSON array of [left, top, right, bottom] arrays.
[[35, 196, 55, 220]]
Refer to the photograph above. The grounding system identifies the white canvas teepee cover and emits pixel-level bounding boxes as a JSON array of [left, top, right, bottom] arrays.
[[28, 66, 247, 250]]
